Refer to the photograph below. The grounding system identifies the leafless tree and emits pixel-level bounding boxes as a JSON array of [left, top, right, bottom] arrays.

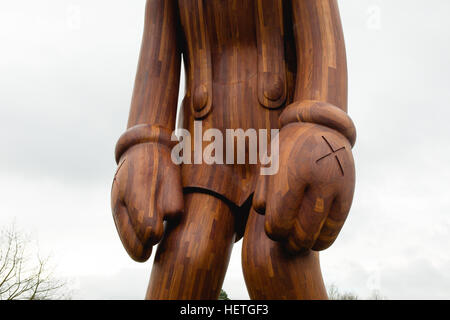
[[0, 225, 70, 300], [327, 284, 386, 300], [328, 284, 359, 300]]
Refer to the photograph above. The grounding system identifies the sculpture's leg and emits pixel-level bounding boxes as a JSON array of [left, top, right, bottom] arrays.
[[146, 192, 236, 299], [242, 208, 328, 300]]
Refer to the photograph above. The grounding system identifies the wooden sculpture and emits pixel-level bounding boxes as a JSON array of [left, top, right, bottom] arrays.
[[111, 0, 356, 300]]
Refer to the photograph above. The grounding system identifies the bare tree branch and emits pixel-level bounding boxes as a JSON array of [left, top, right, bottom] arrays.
[[0, 225, 71, 300]]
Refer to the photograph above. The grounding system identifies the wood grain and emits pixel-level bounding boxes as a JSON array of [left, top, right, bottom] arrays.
[[111, 0, 356, 300], [243, 208, 328, 299], [146, 193, 236, 299], [127, 0, 181, 130], [291, 0, 348, 110]]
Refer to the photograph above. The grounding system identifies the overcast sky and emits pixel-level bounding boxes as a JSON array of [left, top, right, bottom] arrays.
[[1, 0, 450, 299]]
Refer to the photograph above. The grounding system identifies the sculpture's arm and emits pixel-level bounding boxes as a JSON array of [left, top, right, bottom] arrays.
[[127, 0, 181, 130], [253, 0, 356, 252], [111, 0, 183, 262], [290, 0, 348, 111], [279, 0, 355, 146]]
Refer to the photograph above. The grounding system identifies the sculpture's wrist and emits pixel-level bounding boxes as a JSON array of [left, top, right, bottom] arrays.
[[115, 124, 176, 164], [279, 100, 357, 147]]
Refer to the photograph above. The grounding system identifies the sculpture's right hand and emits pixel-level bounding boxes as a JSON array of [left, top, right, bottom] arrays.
[[111, 142, 184, 262]]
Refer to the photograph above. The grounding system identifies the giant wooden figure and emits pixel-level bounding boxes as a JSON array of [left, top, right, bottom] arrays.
[[111, 0, 356, 299]]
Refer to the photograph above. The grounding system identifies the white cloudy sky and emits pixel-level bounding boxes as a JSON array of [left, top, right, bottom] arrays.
[[1, 0, 450, 300]]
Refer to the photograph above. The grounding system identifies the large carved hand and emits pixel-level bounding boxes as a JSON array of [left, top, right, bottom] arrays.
[[111, 126, 183, 262], [253, 121, 355, 253]]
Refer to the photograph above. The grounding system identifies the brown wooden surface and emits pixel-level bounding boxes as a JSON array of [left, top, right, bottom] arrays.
[[127, 0, 181, 130], [243, 209, 328, 299], [111, 128, 184, 262], [111, 0, 356, 300], [253, 122, 355, 253], [146, 193, 236, 299], [291, 0, 348, 110]]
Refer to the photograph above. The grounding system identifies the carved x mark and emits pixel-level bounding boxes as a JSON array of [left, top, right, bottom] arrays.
[[316, 136, 345, 176]]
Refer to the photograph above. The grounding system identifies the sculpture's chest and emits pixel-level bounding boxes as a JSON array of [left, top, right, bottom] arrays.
[[178, 0, 277, 45], [202, 0, 257, 46], [178, 0, 288, 118]]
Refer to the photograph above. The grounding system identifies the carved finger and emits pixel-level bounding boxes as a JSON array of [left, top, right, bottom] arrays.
[[112, 201, 152, 262], [158, 164, 184, 221], [252, 174, 269, 215], [312, 195, 351, 251], [264, 178, 307, 242], [126, 189, 165, 248], [286, 188, 333, 252]]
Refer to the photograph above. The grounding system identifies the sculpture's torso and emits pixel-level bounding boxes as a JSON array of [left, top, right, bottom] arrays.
[[179, 0, 295, 128], [201, 0, 260, 130], [179, 0, 296, 209], [208, 0, 258, 86]]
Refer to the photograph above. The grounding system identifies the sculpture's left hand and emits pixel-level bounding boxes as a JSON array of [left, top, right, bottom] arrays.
[[253, 122, 355, 252]]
